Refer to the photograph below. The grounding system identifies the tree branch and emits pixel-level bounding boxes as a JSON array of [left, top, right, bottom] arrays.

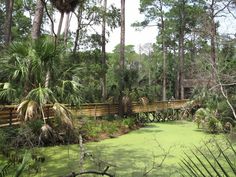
[[219, 83, 236, 120], [41, 0, 57, 39], [210, 83, 236, 90], [226, 4, 236, 19], [63, 166, 114, 177], [208, 59, 236, 120], [214, 0, 233, 17]]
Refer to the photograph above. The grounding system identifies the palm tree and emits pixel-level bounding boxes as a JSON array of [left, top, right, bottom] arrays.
[[0, 39, 81, 130]]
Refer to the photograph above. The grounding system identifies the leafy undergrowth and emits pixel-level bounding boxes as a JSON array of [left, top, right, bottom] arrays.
[[76, 117, 141, 142], [1, 121, 235, 177]]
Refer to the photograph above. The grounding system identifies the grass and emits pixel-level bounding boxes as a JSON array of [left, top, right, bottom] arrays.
[[1, 120, 234, 176]]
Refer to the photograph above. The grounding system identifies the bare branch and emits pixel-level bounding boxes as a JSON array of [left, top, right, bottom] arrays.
[[227, 5, 236, 19], [214, 0, 233, 17], [219, 83, 236, 120], [143, 138, 172, 176], [41, 0, 57, 39], [210, 83, 236, 90], [63, 166, 114, 177], [208, 59, 236, 120]]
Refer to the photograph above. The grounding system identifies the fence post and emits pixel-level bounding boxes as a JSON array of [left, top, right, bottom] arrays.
[[108, 104, 110, 116], [176, 109, 179, 120], [94, 105, 97, 120], [9, 108, 13, 126], [47, 106, 50, 119]]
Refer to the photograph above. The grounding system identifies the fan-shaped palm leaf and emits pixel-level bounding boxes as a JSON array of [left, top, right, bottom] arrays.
[[53, 102, 73, 128], [40, 123, 54, 140], [55, 79, 82, 105], [139, 97, 149, 105], [8, 42, 29, 58], [0, 83, 17, 103], [17, 100, 40, 121], [26, 86, 57, 105]]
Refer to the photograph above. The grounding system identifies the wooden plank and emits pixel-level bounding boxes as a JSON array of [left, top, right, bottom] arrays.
[[0, 100, 189, 127]]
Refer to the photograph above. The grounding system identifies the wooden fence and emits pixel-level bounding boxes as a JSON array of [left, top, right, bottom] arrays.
[[0, 100, 189, 127]]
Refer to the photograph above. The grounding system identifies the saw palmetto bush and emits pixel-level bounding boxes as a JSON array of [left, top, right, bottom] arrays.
[[194, 108, 222, 133], [0, 37, 81, 104], [180, 139, 236, 177]]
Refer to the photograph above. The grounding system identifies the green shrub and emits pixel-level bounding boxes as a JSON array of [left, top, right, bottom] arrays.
[[122, 118, 135, 128], [194, 108, 222, 133], [194, 108, 207, 128], [106, 123, 119, 134], [80, 120, 103, 139], [0, 129, 8, 154], [0, 127, 18, 155], [27, 119, 44, 135], [203, 117, 222, 134]]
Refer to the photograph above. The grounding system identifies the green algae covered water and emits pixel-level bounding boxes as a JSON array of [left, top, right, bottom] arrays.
[[1, 121, 233, 176]]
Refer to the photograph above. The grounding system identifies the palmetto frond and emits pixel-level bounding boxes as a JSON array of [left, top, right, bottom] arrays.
[[17, 100, 40, 121], [139, 97, 149, 105], [40, 124, 54, 140], [55, 79, 82, 105], [26, 86, 57, 105], [180, 140, 236, 177], [53, 102, 73, 129], [8, 42, 29, 58], [34, 38, 58, 64], [3, 42, 31, 83], [0, 83, 17, 103]]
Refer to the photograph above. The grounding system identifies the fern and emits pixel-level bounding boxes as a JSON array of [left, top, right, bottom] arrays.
[[0, 162, 12, 177]]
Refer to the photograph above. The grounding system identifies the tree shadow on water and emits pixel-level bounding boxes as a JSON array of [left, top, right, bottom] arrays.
[[131, 128, 164, 134], [160, 121, 189, 125], [86, 145, 180, 177]]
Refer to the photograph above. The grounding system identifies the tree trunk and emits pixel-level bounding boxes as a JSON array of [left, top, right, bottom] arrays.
[[161, 12, 167, 101], [57, 12, 64, 38], [179, 28, 184, 99], [73, 6, 83, 57], [45, 69, 50, 88], [162, 45, 167, 100], [73, 29, 80, 55], [31, 0, 44, 40], [174, 43, 179, 99], [178, 1, 185, 100], [120, 0, 125, 69], [64, 13, 70, 46], [101, 0, 107, 101], [119, 0, 125, 117], [210, 16, 216, 81], [4, 0, 14, 45], [148, 49, 151, 86]]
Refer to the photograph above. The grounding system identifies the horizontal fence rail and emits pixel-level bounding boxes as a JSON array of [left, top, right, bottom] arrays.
[[0, 100, 189, 128]]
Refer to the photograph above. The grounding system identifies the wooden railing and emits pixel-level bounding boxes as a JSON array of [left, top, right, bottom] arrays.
[[0, 100, 189, 127]]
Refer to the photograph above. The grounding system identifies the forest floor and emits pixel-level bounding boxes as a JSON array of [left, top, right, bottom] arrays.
[[31, 120, 235, 177]]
